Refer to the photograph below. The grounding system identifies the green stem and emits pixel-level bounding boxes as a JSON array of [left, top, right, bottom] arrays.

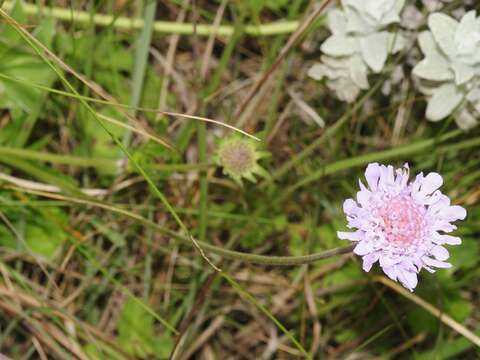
[[12, 187, 354, 267], [1, 1, 299, 37]]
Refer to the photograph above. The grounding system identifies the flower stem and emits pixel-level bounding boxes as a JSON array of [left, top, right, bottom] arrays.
[[12, 187, 354, 266], [2, 1, 300, 37]]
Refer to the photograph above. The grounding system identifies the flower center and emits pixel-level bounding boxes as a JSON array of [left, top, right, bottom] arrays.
[[219, 141, 255, 177], [378, 194, 426, 246]]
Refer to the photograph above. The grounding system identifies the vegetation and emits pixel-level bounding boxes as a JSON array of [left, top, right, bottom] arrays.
[[0, 0, 479, 358]]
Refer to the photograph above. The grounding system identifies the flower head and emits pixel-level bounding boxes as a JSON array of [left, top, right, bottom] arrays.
[[338, 163, 466, 291], [215, 136, 269, 185]]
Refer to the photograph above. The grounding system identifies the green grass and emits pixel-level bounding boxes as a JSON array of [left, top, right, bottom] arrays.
[[0, 1, 479, 359]]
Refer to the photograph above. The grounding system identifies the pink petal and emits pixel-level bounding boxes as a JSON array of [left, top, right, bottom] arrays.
[[337, 231, 364, 241], [423, 257, 452, 269], [430, 246, 449, 261], [420, 172, 443, 195], [353, 241, 373, 256], [382, 266, 398, 281], [362, 252, 379, 272], [432, 222, 456, 233], [364, 163, 381, 191], [379, 165, 395, 188], [379, 254, 399, 268], [398, 270, 418, 291], [444, 205, 467, 221], [432, 233, 462, 245], [356, 190, 371, 206], [343, 198, 359, 216], [394, 169, 409, 189]]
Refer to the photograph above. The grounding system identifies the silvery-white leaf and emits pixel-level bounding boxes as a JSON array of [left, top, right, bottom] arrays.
[[321, 35, 358, 56], [426, 83, 463, 121], [380, 11, 401, 27], [360, 32, 389, 72], [455, 11, 480, 56], [329, 77, 361, 103], [342, 0, 363, 13], [416, 79, 440, 96], [466, 87, 480, 102], [321, 55, 351, 69], [412, 57, 453, 81], [365, 0, 396, 21], [395, 0, 406, 13], [387, 33, 406, 53], [307, 64, 326, 80], [418, 31, 442, 58], [344, 7, 372, 34], [326, 66, 349, 80], [428, 13, 459, 58], [451, 62, 475, 85], [455, 109, 478, 130], [328, 9, 348, 35], [348, 55, 369, 89]]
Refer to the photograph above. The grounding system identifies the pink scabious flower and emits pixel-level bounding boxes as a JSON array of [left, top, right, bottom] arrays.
[[338, 163, 466, 291]]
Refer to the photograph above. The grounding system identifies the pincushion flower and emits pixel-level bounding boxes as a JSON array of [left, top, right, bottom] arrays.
[[338, 163, 466, 291], [215, 136, 269, 185]]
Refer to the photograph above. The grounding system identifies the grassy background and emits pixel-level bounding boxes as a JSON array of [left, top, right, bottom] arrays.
[[0, 0, 479, 359]]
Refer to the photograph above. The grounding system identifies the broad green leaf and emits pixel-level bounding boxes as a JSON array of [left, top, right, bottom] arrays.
[[118, 298, 173, 359], [449, 237, 479, 270]]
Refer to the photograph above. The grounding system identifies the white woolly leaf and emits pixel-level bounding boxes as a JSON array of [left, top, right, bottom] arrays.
[[426, 83, 463, 121], [360, 32, 389, 73]]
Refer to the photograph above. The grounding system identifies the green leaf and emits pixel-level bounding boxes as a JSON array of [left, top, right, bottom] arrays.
[[449, 237, 479, 270], [118, 297, 173, 359]]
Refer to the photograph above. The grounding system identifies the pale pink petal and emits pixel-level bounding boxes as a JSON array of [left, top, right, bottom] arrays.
[[343, 198, 359, 216], [430, 245, 449, 261], [432, 233, 462, 245], [364, 163, 381, 191], [356, 190, 371, 206], [379, 254, 399, 268], [337, 231, 364, 241], [397, 270, 418, 291], [394, 165, 409, 189], [423, 257, 452, 269], [382, 266, 398, 281], [362, 252, 379, 272], [420, 172, 443, 195], [353, 241, 373, 255], [443, 205, 467, 221]]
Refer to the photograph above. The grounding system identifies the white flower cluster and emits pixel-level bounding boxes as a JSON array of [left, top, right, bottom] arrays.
[[413, 11, 480, 129], [309, 1, 480, 130], [308, 0, 405, 103]]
